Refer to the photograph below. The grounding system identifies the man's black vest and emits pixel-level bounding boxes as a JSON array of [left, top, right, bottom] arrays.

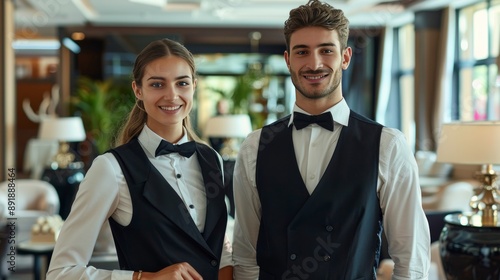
[[256, 111, 383, 280], [107, 138, 227, 279]]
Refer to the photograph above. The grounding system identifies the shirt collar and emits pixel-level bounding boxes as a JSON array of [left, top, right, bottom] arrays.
[[288, 98, 350, 128], [138, 124, 190, 157]]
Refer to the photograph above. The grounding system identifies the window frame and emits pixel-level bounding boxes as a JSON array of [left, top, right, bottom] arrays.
[[453, 0, 500, 121]]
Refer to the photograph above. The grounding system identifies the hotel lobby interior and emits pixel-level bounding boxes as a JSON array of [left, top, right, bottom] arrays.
[[1, 0, 500, 279]]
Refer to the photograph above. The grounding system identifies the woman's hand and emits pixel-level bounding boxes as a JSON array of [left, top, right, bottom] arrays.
[[137, 262, 203, 280]]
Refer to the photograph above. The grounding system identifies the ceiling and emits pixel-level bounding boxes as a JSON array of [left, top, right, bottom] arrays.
[[13, 0, 459, 33], [13, 0, 466, 51], [11, 0, 467, 74]]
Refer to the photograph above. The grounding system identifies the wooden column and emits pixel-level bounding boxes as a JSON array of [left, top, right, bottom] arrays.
[[0, 0, 15, 181]]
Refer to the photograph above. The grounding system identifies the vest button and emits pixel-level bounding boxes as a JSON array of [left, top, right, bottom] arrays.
[[323, 255, 331, 261], [210, 260, 218, 267], [325, 225, 333, 232], [176, 174, 182, 178], [290, 254, 297, 260]]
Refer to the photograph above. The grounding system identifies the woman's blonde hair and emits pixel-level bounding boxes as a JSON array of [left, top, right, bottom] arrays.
[[115, 38, 201, 146]]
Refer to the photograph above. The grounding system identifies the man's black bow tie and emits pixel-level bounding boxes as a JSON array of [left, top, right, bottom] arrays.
[[155, 140, 196, 158], [293, 112, 334, 131]]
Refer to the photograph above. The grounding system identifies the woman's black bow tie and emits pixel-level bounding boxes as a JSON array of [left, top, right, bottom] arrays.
[[155, 140, 196, 158]]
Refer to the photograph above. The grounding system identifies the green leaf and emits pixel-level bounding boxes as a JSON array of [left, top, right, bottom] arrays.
[[70, 76, 134, 154]]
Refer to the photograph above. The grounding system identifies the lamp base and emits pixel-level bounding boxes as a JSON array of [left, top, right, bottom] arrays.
[[51, 141, 77, 169], [219, 138, 241, 161], [469, 164, 500, 227]]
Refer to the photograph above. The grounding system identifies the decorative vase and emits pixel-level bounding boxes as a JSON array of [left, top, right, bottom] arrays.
[[439, 213, 500, 279]]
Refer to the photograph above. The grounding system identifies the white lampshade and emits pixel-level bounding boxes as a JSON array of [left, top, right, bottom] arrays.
[[204, 114, 252, 138], [38, 116, 86, 142], [436, 121, 500, 165]]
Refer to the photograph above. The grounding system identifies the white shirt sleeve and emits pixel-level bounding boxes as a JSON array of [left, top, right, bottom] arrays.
[[219, 234, 234, 269], [46, 154, 134, 280], [378, 128, 431, 280], [47, 144, 232, 279], [232, 130, 262, 280]]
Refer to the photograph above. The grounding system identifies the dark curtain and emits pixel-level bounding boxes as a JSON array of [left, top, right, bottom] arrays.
[[343, 32, 380, 120]]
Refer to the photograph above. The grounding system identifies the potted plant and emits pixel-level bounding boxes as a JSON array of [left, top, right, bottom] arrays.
[[70, 76, 134, 154]]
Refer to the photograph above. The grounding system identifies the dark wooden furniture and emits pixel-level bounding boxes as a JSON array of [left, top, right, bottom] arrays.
[[41, 164, 85, 220], [440, 212, 500, 279]]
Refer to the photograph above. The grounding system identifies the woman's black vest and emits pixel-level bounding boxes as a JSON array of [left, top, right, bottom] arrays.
[[107, 138, 227, 279]]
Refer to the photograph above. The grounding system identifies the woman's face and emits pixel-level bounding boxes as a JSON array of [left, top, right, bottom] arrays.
[[133, 55, 196, 137]]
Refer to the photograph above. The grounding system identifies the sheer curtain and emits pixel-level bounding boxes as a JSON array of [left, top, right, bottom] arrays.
[[343, 32, 379, 119], [375, 27, 395, 126]]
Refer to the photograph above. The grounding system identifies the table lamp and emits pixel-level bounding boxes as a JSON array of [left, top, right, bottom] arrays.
[[204, 114, 252, 160], [436, 121, 500, 226], [38, 116, 86, 169]]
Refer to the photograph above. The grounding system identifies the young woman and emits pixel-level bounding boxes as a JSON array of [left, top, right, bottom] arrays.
[[47, 38, 233, 280]]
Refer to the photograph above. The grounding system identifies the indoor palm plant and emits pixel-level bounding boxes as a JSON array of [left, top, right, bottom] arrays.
[[70, 76, 134, 154]]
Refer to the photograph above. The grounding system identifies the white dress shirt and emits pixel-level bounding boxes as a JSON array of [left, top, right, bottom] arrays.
[[47, 125, 233, 280], [232, 99, 430, 280]]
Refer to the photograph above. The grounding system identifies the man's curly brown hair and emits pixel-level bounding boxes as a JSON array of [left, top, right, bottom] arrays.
[[284, 0, 350, 52]]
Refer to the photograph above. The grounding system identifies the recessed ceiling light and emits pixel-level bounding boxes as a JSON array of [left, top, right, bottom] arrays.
[[129, 0, 167, 7]]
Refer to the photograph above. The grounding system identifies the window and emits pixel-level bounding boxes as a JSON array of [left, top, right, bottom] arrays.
[[455, 0, 500, 121], [397, 24, 415, 140], [386, 24, 415, 143]]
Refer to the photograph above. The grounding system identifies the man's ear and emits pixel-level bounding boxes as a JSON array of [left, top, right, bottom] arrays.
[[342, 47, 352, 70], [284, 50, 291, 70]]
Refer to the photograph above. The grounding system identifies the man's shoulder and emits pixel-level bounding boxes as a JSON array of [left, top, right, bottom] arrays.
[[263, 115, 291, 128], [381, 126, 406, 140], [349, 111, 383, 128], [380, 126, 412, 154], [242, 129, 262, 147]]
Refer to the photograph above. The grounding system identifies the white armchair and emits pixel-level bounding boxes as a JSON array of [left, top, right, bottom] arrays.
[[0, 179, 60, 277], [0, 179, 59, 242], [0, 179, 60, 234]]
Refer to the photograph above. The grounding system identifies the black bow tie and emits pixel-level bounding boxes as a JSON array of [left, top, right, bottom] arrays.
[[155, 140, 196, 158], [293, 112, 334, 131]]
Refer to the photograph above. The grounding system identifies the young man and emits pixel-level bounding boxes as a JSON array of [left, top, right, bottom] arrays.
[[232, 1, 430, 279]]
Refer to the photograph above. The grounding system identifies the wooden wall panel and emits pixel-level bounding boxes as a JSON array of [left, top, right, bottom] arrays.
[[16, 80, 56, 175]]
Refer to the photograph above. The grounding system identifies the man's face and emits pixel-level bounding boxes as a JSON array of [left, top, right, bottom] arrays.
[[285, 26, 351, 106]]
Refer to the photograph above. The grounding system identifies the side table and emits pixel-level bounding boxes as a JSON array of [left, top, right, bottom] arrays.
[[17, 242, 54, 280], [440, 212, 500, 279], [41, 163, 85, 220]]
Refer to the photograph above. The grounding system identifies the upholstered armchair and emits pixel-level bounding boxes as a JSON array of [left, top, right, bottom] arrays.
[[0, 179, 60, 277], [0, 179, 60, 240]]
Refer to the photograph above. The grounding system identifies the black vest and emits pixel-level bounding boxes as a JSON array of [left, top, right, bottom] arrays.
[[107, 138, 227, 279], [256, 111, 383, 280]]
